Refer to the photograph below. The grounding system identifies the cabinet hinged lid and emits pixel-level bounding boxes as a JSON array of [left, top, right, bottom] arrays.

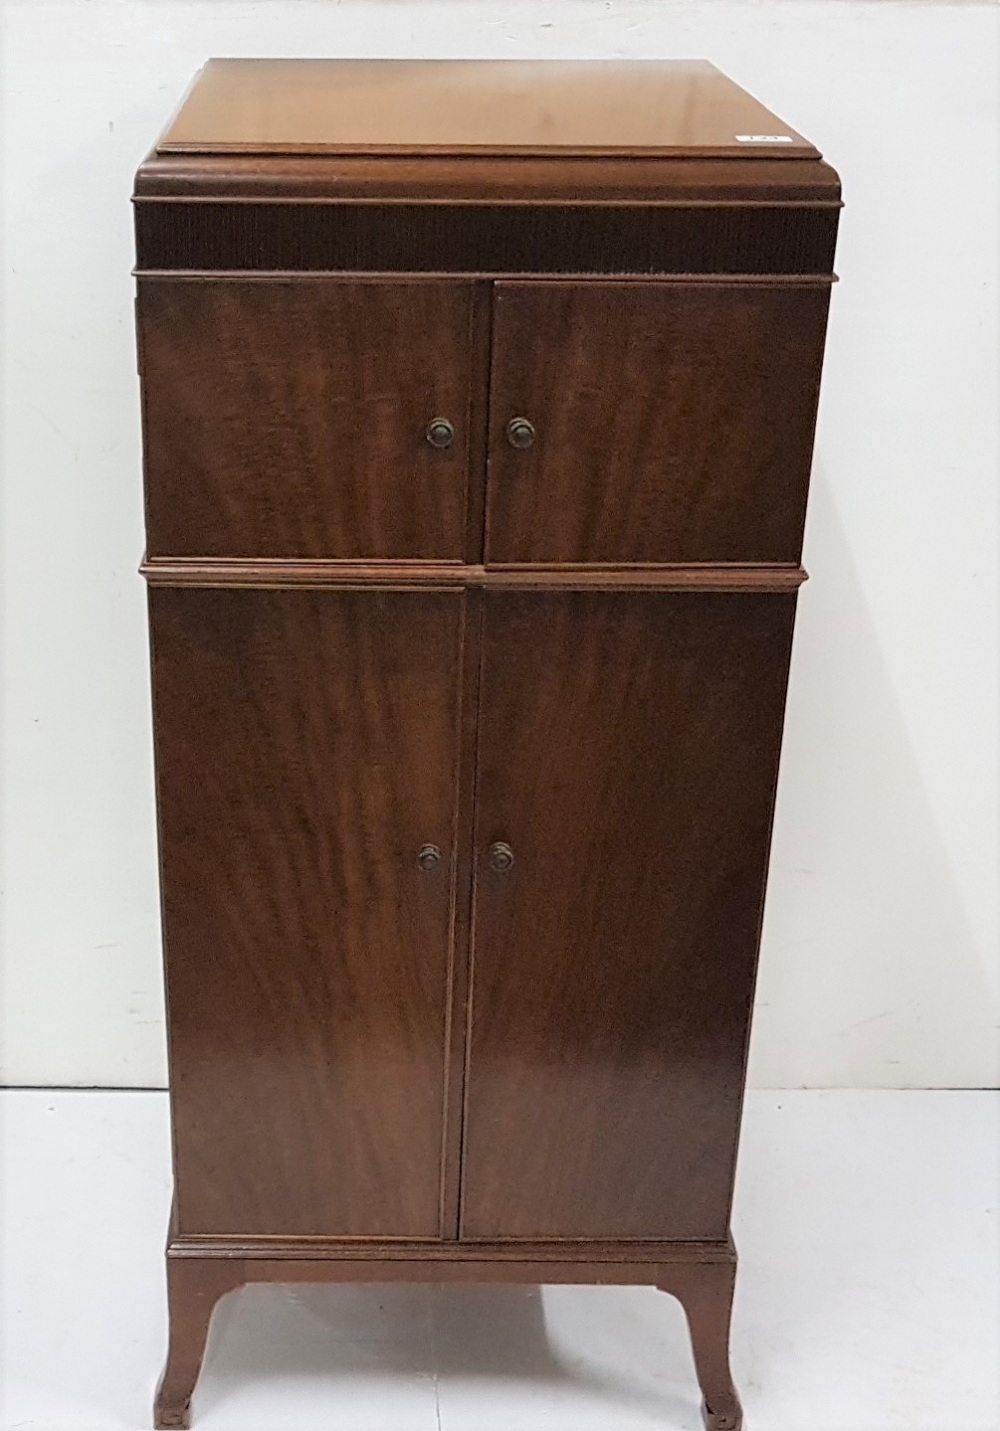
[[156, 59, 819, 160]]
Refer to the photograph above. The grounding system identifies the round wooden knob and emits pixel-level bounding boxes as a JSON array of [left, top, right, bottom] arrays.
[[426, 418, 455, 449], [488, 841, 515, 873], [417, 844, 442, 871], [505, 417, 535, 450]]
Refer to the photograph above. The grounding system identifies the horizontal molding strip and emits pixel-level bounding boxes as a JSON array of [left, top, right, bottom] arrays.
[[133, 153, 840, 208], [141, 560, 807, 593], [134, 195, 842, 210], [168, 1235, 735, 1264], [135, 268, 837, 286]]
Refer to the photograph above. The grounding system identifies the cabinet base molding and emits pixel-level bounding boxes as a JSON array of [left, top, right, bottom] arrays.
[[154, 1233, 742, 1429]]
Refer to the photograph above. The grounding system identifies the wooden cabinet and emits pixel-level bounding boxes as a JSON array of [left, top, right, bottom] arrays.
[[136, 59, 840, 1431]]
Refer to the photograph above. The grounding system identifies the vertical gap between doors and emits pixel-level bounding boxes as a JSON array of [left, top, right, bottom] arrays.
[[441, 279, 494, 1237]]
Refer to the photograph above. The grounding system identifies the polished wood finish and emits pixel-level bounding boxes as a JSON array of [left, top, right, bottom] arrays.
[[152, 1238, 738, 1427], [462, 592, 794, 1239], [660, 1261, 743, 1431], [154, 1257, 243, 1429], [166, 1235, 734, 1266], [134, 151, 840, 204], [160, 59, 814, 157], [134, 68, 839, 280], [486, 281, 830, 563], [150, 588, 463, 1237], [139, 277, 475, 559], [138, 58, 840, 1431], [141, 559, 808, 592]]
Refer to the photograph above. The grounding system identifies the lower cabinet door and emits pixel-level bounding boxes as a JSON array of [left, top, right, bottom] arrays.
[[150, 588, 463, 1239], [461, 591, 797, 1241]]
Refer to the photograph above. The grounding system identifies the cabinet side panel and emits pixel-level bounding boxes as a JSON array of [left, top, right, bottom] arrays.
[[462, 591, 796, 1241], [150, 589, 463, 1238]]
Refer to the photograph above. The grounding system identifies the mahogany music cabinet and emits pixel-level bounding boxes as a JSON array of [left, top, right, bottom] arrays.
[[134, 59, 840, 1431]]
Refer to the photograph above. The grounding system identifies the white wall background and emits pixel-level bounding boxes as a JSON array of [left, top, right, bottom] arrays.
[[0, 0, 997, 1090]]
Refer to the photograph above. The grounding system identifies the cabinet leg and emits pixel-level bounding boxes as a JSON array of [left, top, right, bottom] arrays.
[[658, 1261, 742, 1431], [154, 1256, 244, 1429]]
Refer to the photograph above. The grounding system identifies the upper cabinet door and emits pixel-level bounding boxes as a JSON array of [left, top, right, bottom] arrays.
[[140, 278, 476, 560], [485, 281, 830, 565]]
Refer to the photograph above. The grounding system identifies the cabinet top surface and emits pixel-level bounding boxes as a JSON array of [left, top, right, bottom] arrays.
[[156, 58, 817, 159]]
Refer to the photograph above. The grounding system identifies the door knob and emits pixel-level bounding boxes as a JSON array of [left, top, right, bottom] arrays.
[[488, 841, 515, 873], [417, 844, 442, 871], [505, 417, 535, 450], [426, 418, 455, 449]]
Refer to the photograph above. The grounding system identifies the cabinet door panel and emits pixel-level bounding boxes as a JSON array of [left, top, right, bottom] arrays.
[[140, 278, 475, 559], [461, 592, 795, 1241], [151, 589, 463, 1238], [485, 281, 829, 564]]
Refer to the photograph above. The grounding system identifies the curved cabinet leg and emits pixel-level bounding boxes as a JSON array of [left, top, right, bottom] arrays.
[[658, 1260, 742, 1431], [154, 1256, 244, 1429]]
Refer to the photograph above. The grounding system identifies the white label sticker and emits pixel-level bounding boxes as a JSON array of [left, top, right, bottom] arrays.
[[736, 134, 794, 143]]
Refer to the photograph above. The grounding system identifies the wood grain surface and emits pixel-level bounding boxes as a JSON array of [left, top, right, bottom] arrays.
[[140, 559, 807, 593], [137, 58, 840, 1428], [158, 59, 814, 158], [461, 591, 796, 1240], [150, 588, 464, 1238], [485, 281, 831, 564], [139, 278, 475, 560], [134, 152, 841, 205]]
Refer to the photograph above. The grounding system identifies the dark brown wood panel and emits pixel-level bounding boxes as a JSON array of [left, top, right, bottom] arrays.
[[134, 152, 842, 205], [134, 202, 840, 277], [150, 588, 464, 1238], [485, 281, 830, 564], [139, 278, 476, 560], [461, 591, 796, 1241]]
